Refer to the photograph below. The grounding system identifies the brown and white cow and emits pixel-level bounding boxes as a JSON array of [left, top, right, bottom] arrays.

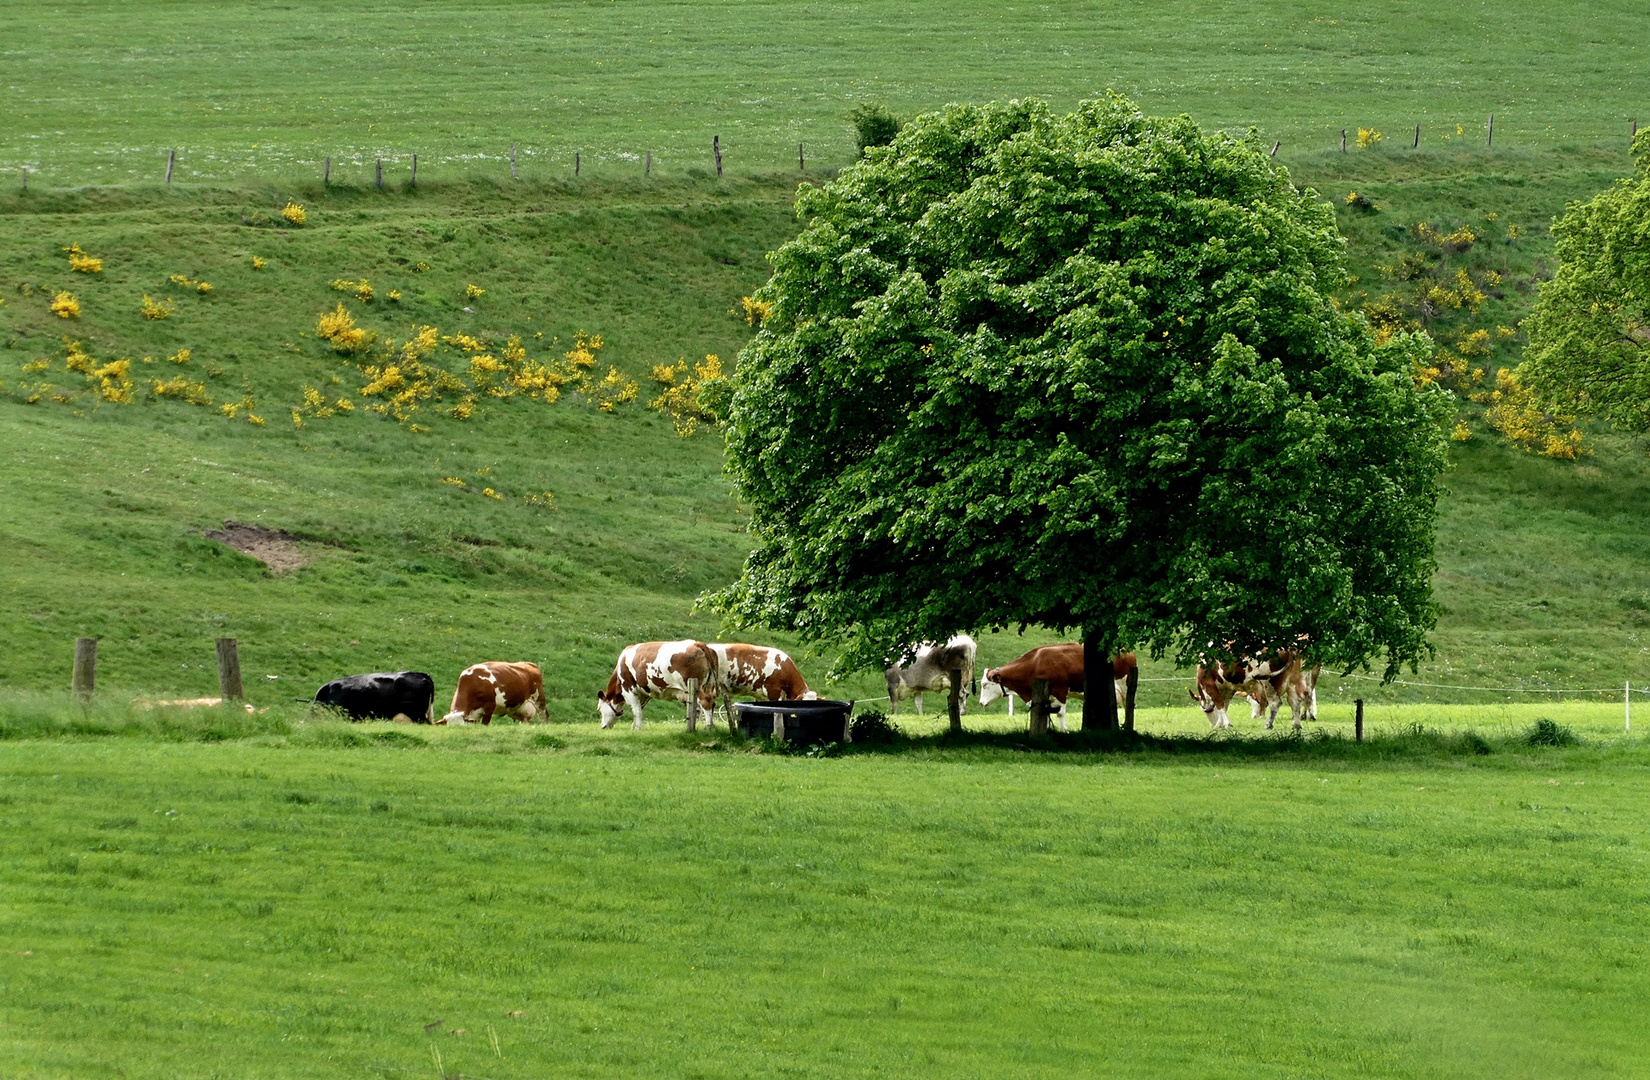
[[1191, 650, 1320, 730], [443, 661, 545, 725], [708, 643, 816, 721], [977, 644, 1138, 730], [885, 635, 977, 716], [597, 640, 719, 730]]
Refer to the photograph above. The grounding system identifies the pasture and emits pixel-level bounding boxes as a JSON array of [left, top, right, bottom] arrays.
[[5, 2, 1650, 1075], [3, 708, 1648, 1079], [1, 1, 1644, 184]]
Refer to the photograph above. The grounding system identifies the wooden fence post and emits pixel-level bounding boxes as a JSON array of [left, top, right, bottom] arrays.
[[411, 154, 417, 186], [799, 142, 805, 170], [215, 637, 244, 701], [575, 151, 580, 176], [947, 667, 963, 733], [1354, 698, 1364, 742], [1270, 140, 1280, 158], [1633, 120, 1639, 146], [713, 135, 722, 176], [645, 150, 651, 177], [166, 149, 176, 184], [1124, 664, 1138, 732], [510, 143, 517, 179], [1340, 129, 1347, 153], [685, 677, 699, 732], [21, 167, 27, 192], [1413, 124, 1420, 149], [1029, 678, 1050, 737], [1487, 114, 1494, 147], [375, 158, 383, 189], [324, 155, 331, 185], [72, 638, 98, 701]]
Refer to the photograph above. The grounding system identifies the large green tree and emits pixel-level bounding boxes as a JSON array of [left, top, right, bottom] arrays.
[[707, 95, 1451, 706], [1522, 137, 1650, 428]]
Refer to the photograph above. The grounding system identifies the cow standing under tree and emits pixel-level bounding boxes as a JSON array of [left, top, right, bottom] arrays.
[[884, 635, 977, 716], [707, 643, 816, 724], [443, 661, 546, 725], [977, 644, 1138, 731], [1190, 650, 1320, 730], [597, 640, 720, 729]]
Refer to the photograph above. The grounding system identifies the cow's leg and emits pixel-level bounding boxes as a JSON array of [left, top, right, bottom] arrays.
[[1007, 694, 1014, 718], [627, 692, 647, 731], [915, 692, 924, 717], [1056, 700, 1069, 733]]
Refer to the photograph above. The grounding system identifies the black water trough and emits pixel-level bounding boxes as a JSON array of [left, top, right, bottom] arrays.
[[733, 700, 853, 745]]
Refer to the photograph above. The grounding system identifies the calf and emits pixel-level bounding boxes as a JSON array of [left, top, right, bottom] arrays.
[[443, 661, 545, 725], [598, 640, 719, 730], [977, 645, 1137, 730], [1191, 650, 1317, 730], [885, 635, 977, 716], [709, 643, 816, 722], [315, 671, 436, 724]]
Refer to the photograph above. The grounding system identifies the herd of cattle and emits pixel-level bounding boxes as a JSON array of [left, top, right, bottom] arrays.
[[313, 635, 1323, 732]]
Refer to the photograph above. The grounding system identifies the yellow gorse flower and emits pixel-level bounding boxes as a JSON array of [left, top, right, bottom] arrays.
[[64, 244, 103, 274], [50, 292, 81, 319], [281, 201, 306, 226], [140, 295, 174, 320]]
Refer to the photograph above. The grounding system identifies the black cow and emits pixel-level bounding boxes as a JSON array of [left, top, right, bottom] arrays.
[[314, 671, 436, 723]]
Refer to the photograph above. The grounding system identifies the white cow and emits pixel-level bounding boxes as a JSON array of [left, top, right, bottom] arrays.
[[884, 635, 977, 716]]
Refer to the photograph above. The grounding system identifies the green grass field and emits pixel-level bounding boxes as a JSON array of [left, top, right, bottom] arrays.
[[3, 707, 1648, 1079], [5, 3, 1650, 1075], [2, 1, 1644, 184]]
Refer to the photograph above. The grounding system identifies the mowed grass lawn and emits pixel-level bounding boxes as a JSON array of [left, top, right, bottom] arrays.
[[2, 711, 1647, 1079]]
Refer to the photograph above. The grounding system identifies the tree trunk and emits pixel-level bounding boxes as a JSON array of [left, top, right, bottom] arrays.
[[1082, 631, 1117, 731]]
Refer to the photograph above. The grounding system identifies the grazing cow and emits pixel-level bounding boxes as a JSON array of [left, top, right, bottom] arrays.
[[1190, 650, 1318, 730], [885, 635, 977, 716], [443, 661, 545, 725], [315, 671, 436, 724], [598, 640, 719, 730], [708, 643, 816, 721], [977, 645, 1138, 730]]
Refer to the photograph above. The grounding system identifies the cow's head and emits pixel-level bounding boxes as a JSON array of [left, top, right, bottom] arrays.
[[1189, 675, 1232, 729], [978, 670, 1005, 707]]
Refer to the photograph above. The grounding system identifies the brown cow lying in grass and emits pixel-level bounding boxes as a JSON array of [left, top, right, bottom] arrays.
[[442, 661, 545, 725]]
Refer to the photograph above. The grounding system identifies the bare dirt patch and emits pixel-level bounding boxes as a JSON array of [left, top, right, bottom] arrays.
[[202, 520, 311, 574]]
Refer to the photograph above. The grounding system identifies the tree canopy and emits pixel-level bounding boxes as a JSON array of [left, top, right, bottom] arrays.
[[1522, 137, 1650, 429], [708, 95, 1452, 677]]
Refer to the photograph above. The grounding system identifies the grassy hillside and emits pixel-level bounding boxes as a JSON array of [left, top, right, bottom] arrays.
[[4, 155, 1650, 714], [1, 1, 1644, 185]]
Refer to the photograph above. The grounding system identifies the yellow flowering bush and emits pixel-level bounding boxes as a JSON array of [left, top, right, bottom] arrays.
[[465, 283, 485, 300], [50, 292, 81, 319], [168, 348, 191, 365], [482, 487, 503, 500], [196, 281, 213, 295], [64, 244, 102, 274], [1451, 421, 1473, 442], [169, 274, 193, 287], [1356, 127, 1382, 149], [387, 289, 402, 302], [281, 201, 306, 226], [315, 303, 373, 354], [220, 394, 265, 425], [1482, 367, 1585, 459], [522, 491, 555, 508], [251, 256, 267, 270], [140, 295, 174, 320], [736, 295, 772, 326], [148, 376, 212, 406], [649, 353, 722, 436]]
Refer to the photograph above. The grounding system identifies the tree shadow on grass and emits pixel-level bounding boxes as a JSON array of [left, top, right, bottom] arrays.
[[709, 721, 1602, 763]]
